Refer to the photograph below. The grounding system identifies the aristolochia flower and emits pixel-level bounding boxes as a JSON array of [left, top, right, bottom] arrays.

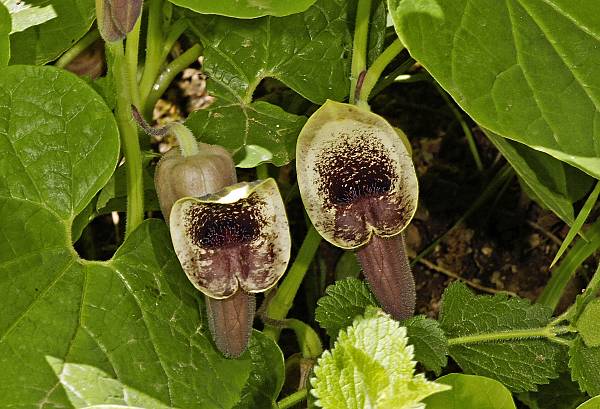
[[170, 179, 291, 357], [296, 100, 419, 319]]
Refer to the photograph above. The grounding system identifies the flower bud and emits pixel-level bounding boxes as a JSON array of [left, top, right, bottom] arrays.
[[154, 143, 236, 224], [96, 0, 143, 42]]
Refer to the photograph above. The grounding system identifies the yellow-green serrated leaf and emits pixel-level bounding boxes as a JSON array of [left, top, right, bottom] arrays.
[[311, 307, 449, 409]]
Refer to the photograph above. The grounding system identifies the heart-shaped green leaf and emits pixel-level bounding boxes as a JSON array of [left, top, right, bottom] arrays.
[[169, 0, 317, 18], [2, 0, 95, 65], [0, 65, 284, 408], [389, 0, 600, 178], [424, 374, 517, 409], [184, 0, 357, 167]]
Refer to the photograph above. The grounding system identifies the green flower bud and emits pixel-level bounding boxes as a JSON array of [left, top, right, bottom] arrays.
[[96, 0, 143, 42]]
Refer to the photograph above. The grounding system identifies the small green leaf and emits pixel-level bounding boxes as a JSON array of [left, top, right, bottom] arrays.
[[440, 282, 564, 392], [169, 0, 317, 18], [389, 0, 600, 179], [578, 397, 600, 409], [315, 278, 379, 340], [570, 336, 600, 396], [0, 2, 9, 66], [311, 307, 450, 409], [236, 145, 274, 169], [403, 316, 448, 375], [3, 0, 95, 64], [424, 374, 516, 409], [486, 130, 594, 226]]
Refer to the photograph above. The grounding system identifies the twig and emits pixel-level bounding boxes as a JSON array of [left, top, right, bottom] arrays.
[[417, 258, 518, 297], [526, 220, 562, 246]]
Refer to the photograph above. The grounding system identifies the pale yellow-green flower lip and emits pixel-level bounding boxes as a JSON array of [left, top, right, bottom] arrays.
[[170, 178, 291, 299], [296, 99, 419, 250]]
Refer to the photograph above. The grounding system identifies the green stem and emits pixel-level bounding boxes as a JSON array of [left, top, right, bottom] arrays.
[[284, 318, 323, 359], [357, 39, 404, 106], [349, 0, 372, 104], [447, 325, 570, 346], [55, 28, 100, 68], [411, 164, 513, 266], [537, 218, 600, 310], [160, 18, 188, 62], [126, 18, 142, 108], [256, 164, 269, 180], [568, 263, 600, 322], [264, 225, 322, 340], [109, 42, 144, 237], [435, 82, 483, 171], [143, 44, 202, 119], [368, 57, 415, 98], [139, 0, 165, 111], [277, 389, 308, 409]]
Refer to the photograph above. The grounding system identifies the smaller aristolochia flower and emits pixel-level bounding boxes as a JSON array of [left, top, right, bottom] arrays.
[[170, 179, 291, 357], [135, 110, 291, 358], [311, 307, 450, 409]]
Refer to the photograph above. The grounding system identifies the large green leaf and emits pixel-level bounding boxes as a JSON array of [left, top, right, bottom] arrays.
[[439, 282, 564, 392], [486, 130, 594, 225], [578, 397, 600, 409], [0, 65, 284, 408], [0, 2, 9, 66], [3, 0, 95, 65], [169, 0, 317, 18], [388, 0, 600, 178], [424, 374, 517, 409], [184, 0, 355, 166]]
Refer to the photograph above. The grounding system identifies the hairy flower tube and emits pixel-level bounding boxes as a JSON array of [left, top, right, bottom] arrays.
[[296, 100, 419, 320]]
